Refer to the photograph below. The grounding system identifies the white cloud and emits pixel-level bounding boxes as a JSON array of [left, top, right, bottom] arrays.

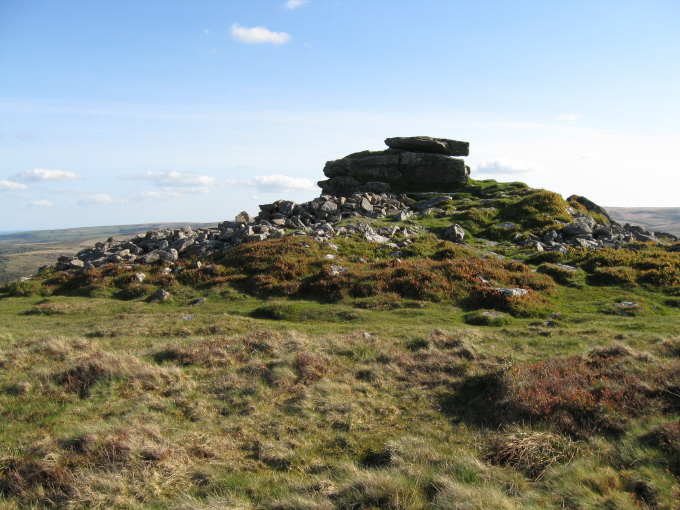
[[0, 180, 27, 191], [231, 23, 291, 45], [29, 200, 53, 207], [137, 190, 184, 201], [11, 168, 82, 181], [233, 174, 316, 193], [555, 113, 581, 121], [77, 194, 119, 206], [285, 0, 308, 9], [475, 158, 543, 175], [122, 170, 217, 191]]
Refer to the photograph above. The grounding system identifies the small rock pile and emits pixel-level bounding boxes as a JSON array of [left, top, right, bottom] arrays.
[[319, 136, 470, 196], [55, 193, 423, 271], [518, 206, 679, 254]]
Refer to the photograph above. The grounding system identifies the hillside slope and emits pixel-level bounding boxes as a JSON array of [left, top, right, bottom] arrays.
[[2, 177, 680, 509]]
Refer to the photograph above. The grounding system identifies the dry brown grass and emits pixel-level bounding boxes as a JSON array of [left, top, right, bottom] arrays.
[[55, 351, 180, 398], [486, 429, 580, 480]]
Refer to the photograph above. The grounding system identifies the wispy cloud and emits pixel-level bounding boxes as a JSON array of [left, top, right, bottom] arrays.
[[11, 168, 82, 182], [0, 180, 28, 191], [231, 23, 291, 45], [475, 158, 543, 175], [29, 200, 53, 207], [77, 194, 121, 206], [136, 190, 184, 201], [285, 0, 308, 9], [555, 113, 581, 121], [229, 174, 316, 193], [121, 170, 217, 193]]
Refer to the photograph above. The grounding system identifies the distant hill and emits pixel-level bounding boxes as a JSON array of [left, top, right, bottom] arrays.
[[606, 207, 680, 236], [0, 222, 216, 284]]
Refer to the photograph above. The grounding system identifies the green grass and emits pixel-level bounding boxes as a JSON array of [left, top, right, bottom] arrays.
[[2, 181, 680, 509]]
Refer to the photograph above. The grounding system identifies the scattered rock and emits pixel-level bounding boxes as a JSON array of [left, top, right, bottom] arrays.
[[493, 287, 529, 298], [235, 211, 256, 224], [153, 289, 171, 301], [552, 264, 578, 272], [441, 224, 466, 243]]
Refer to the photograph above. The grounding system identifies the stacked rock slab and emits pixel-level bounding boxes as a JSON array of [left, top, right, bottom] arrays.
[[318, 136, 470, 196]]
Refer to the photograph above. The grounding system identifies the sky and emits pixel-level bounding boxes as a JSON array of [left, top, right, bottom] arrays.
[[1, 0, 679, 232]]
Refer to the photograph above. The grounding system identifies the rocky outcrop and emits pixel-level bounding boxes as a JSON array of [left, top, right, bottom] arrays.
[[517, 215, 669, 253], [319, 136, 470, 196], [384, 136, 469, 156], [44, 137, 675, 279]]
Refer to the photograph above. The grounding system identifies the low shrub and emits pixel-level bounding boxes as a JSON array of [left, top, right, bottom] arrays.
[[643, 420, 680, 475], [537, 263, 580, 285], [354, 293, 403, 310], [464, 287, 553, 317], [2, 279, 44, 297], [251, 301, 299, 320], [463, 310, 512, 326], [524, 251, 568, 265], [499, 190, 572, 230], [113, 283, 152, 300], [602, 298, 653, 317], [587, 267, 637, 287], [495, 345, 680, 436], [637, 267, 680, 287]]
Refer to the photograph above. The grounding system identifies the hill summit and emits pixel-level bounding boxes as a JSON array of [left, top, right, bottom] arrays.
[[47, 136, 678, 275]]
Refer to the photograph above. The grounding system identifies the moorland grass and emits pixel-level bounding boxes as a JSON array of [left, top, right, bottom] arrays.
[[2, 181, 680, 508]]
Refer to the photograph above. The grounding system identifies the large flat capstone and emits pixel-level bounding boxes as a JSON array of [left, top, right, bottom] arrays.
[[384, 136, 469, 156]]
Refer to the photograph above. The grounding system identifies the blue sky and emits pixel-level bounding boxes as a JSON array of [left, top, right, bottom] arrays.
[[1, 0, 679, 232]]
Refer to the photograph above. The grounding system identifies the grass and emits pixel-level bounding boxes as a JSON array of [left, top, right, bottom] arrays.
[[1, 180, 680, 508]]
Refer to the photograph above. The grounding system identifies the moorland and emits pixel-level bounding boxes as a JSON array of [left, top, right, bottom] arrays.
[[1, 180, 680, 509]]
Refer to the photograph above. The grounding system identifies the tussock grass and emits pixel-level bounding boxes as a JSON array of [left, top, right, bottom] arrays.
[[2, 180, 680, 508], [486, 428, 580, 479]]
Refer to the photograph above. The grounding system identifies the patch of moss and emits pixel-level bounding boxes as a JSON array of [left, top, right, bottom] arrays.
[[499, 190, 572, 231]]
